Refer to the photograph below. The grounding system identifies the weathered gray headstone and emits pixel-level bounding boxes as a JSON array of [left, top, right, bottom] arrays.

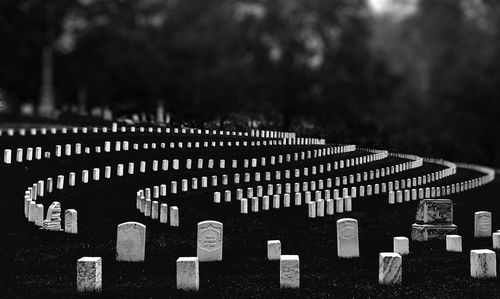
[[77, 257, 102, 293], [412, 199, 457, 241], [160, 204, 168, 223], [415, 199, 453, 224], [379, 253, 402, 285], [470, 249, 496, 278], [42, 201, 62, 231]]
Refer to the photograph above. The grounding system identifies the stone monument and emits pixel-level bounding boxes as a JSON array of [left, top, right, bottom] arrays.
[[411, 199, 457, 241], [42, 201, 62, 231]]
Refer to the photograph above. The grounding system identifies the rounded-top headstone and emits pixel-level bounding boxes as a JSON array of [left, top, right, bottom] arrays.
[[116, 222, 146, 262], [197, 220, 223, 262], [474, 211, 492, 238]]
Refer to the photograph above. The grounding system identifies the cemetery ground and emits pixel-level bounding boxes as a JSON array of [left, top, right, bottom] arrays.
[[1, 140, 500, 298]]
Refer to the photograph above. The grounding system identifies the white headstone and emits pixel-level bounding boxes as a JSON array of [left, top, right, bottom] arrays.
[[267, 240, 281, 260], [197, 220, 223, 262], [280, 255, 300, 289], [336, 218, 359, 258], [393, 237, 409, 255], [170, 206, 179, 226], [176, 257, 199, 291], [493, 232, 500, 250], [446, 235, 462, 252], [474, 211, 492, 238], [42, 201, 62, 231], [116, 222, 146, 262]]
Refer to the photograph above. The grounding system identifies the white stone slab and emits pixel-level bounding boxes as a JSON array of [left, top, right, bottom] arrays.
[[197, 220, 223, 262], [280, 255, 300, 289], [474, 211, 492, 238], [470, 249, 496, 278], [393, 237, 409, 255], [379, 253, 402, 285], [336, 218, 359, 258], [177, 257, 199, 291], [116, 222, 146, 262], [267, 240, 281, 260], [446, 235, 462, 252]]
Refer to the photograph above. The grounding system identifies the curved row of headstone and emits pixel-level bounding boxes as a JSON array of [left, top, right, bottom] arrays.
[[133, 149, 410, 223], [0, 124, 298, 141], [229, 152, 424, 217], [387, 158, 495, 204], [211, 151, 494, 218], [2, 134, 310, 165], [13, 130, 336, 210], [0, 125, 316, 158], [133, 148, 387, 223], [19, 138, 353, 231], [1, 123, 321, 166]]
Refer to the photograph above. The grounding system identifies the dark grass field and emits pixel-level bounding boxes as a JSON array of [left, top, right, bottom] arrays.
[[1, 131, 499, 298]]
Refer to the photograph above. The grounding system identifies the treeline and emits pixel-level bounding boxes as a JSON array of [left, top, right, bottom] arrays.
[[1, 0, 500, 166]]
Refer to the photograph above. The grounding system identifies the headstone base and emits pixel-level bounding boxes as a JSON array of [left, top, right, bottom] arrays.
[[411, 223, 457, 241]]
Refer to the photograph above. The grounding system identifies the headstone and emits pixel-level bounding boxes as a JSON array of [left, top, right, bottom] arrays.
[[411, 199, 457, 241], [64, 209, 78, 234], [4, 149, 12, 164], [252, 197, 259, 212], [116, 222, 146, 262], [446, 235, 462, 252], [336, 218, 359, 258], [176, 257, 199, 291], [28, 201, 36, 222], [34, 204, 44, 226], [42, 201, 62, 231], [160, 204, 168, 223], [493, 232, 500, 250], [378, 253, 402, 285], [415, 199, 453, 224], [470, 249, 496, 278], [474, 211, 492, 238], [393, 237, 409, 255], [280, 255, 300, 289], [268, 240, 281, 260], [197, 220, 223, 262], [152, 201, 159, 219], [77, 257, 102, 293], [170, 206, 179, 226]]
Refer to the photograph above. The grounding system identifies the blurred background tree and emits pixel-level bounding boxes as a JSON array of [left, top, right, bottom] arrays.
[[1, 0, 499, 166]]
